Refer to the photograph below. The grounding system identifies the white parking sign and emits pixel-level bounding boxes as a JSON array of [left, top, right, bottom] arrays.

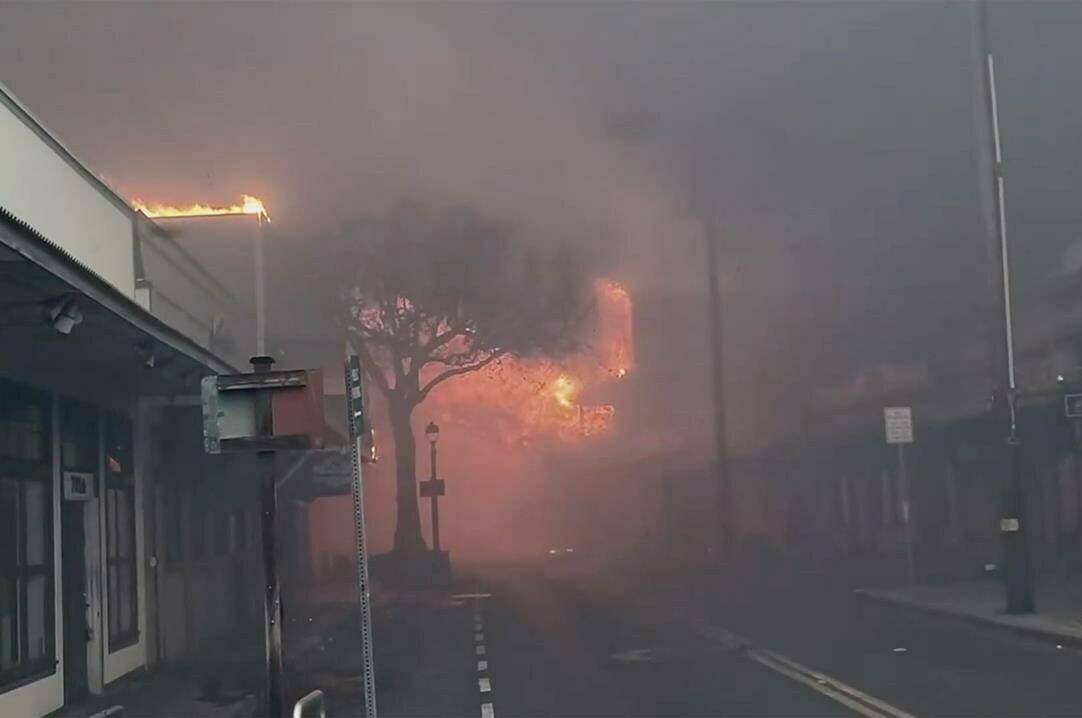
[[884, 406, 913, 444]]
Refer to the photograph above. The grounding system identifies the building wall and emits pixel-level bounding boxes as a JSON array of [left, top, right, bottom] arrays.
[[135, 221, 257, 370], [0, 87, 135, 297]]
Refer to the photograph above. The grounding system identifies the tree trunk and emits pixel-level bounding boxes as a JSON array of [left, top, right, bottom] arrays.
[[389, 399, 427, 554]]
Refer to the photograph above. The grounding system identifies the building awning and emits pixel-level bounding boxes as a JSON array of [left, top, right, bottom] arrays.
[[278, 448, 354, 501], [0, 211, 236, 402]]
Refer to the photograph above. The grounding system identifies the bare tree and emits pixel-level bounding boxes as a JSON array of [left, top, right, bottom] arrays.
[[345, 202, 592, 554]]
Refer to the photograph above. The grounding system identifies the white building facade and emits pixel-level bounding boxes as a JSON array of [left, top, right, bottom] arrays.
[[0, 82, 263, 717]]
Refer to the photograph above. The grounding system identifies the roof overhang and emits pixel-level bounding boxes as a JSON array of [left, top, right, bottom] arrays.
[[0, 210, 237, 396]]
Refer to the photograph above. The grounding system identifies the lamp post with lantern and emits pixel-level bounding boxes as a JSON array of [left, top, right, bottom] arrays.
[[419, 421, 445, 553]]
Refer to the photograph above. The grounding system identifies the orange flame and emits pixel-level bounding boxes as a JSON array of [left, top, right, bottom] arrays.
[[131, 194, 270, 222], [595, 279, 633, 378], [552, 375, 577, 408]]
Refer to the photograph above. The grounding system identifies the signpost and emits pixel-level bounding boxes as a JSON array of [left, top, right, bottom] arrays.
[[345, 355, 378, 718], [884, 407, 915, 583], [202, 359, 325, 717]]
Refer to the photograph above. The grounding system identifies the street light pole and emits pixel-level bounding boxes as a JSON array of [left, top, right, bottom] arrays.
[[425, 421, 442, 553], [974, 0, 1034, 613], [704, 215, 732, 561]]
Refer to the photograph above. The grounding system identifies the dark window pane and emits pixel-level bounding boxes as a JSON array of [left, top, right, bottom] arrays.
[[0, 576, 17, 671], [61, 404, 97, 471], [26, 575, 46, 661], [117, 491, 132, 560], [0, 480, 18, 574], [104, 414, 133, 477], [24, 482, 45, 567], [118, 564, 133, 634], [107, 490, 118, 559], [108, 566, 119, 639], [0, 399, 44, 462]]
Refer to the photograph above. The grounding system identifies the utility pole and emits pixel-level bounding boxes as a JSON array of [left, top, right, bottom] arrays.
[[704, 215, 732, 561], [974, 0, 1035, 613]]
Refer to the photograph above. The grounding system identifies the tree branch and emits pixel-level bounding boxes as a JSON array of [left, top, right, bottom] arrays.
[[417, 350, 504, 403], [420, 319, 465, 357], [353, 337, 392, 397]]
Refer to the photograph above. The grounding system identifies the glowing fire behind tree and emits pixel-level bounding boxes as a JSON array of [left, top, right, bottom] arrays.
[[424, 278, 632, 446], [343, 202, 596, 553]]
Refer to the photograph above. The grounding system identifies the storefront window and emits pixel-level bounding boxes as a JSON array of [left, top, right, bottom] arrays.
[[0, 381, 54, 690], [104, 413, 138, 652]]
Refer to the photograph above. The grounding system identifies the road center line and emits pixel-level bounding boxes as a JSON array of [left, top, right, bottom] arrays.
[[476, 645, 486, 655], [693, 622, 916, 718], [479, 677, 492, 693], [754, 648, 916, 718], [478, 660, 488, 671], [481, 702, 495, 718]]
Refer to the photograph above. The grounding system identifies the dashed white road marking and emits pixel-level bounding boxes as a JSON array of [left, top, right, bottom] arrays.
[[453, 593, 493, 600], [473, 593, 494, 718]]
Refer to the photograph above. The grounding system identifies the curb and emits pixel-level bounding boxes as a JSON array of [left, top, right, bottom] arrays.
[[853, 588, 1082, 651]]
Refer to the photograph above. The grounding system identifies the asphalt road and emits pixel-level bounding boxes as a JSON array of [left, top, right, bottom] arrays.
[[369, 559, 1082, 718], [471, 567, 856, 718]]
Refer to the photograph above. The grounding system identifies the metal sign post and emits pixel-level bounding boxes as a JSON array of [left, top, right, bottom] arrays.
[[253, 356, 285, 718], [884, 407, 915, 583], [201, 362, 326, 717], [345, 355, 378, 718]]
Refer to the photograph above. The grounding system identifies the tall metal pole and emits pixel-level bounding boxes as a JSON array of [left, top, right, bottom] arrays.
[[704, 215, 732, 560], [255, 215, 267, 356], [345, 354, 378, 718], [974, 0, 1034, 613], [430, 439, 441, 552], [252, 355, 285, 716], [897, 443, 915, 584]]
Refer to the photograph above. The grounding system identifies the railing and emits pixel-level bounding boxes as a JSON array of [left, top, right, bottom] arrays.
[[292, 689, 327, 718]]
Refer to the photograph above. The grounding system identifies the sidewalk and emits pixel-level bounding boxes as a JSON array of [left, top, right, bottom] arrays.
[[854, 578, 1082, 648], [55, 670, 256, 718]]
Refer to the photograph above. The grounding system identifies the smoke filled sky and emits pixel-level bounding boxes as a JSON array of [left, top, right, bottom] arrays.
[[3, 1, 1082, 450]]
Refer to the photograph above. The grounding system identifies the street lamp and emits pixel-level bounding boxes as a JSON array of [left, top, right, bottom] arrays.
[[420, 421, 445, 552]]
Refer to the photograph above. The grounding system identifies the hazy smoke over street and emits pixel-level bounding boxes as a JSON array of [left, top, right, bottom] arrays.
[[7, 4, 1082, 715], [7, 1, 1082, 560]]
